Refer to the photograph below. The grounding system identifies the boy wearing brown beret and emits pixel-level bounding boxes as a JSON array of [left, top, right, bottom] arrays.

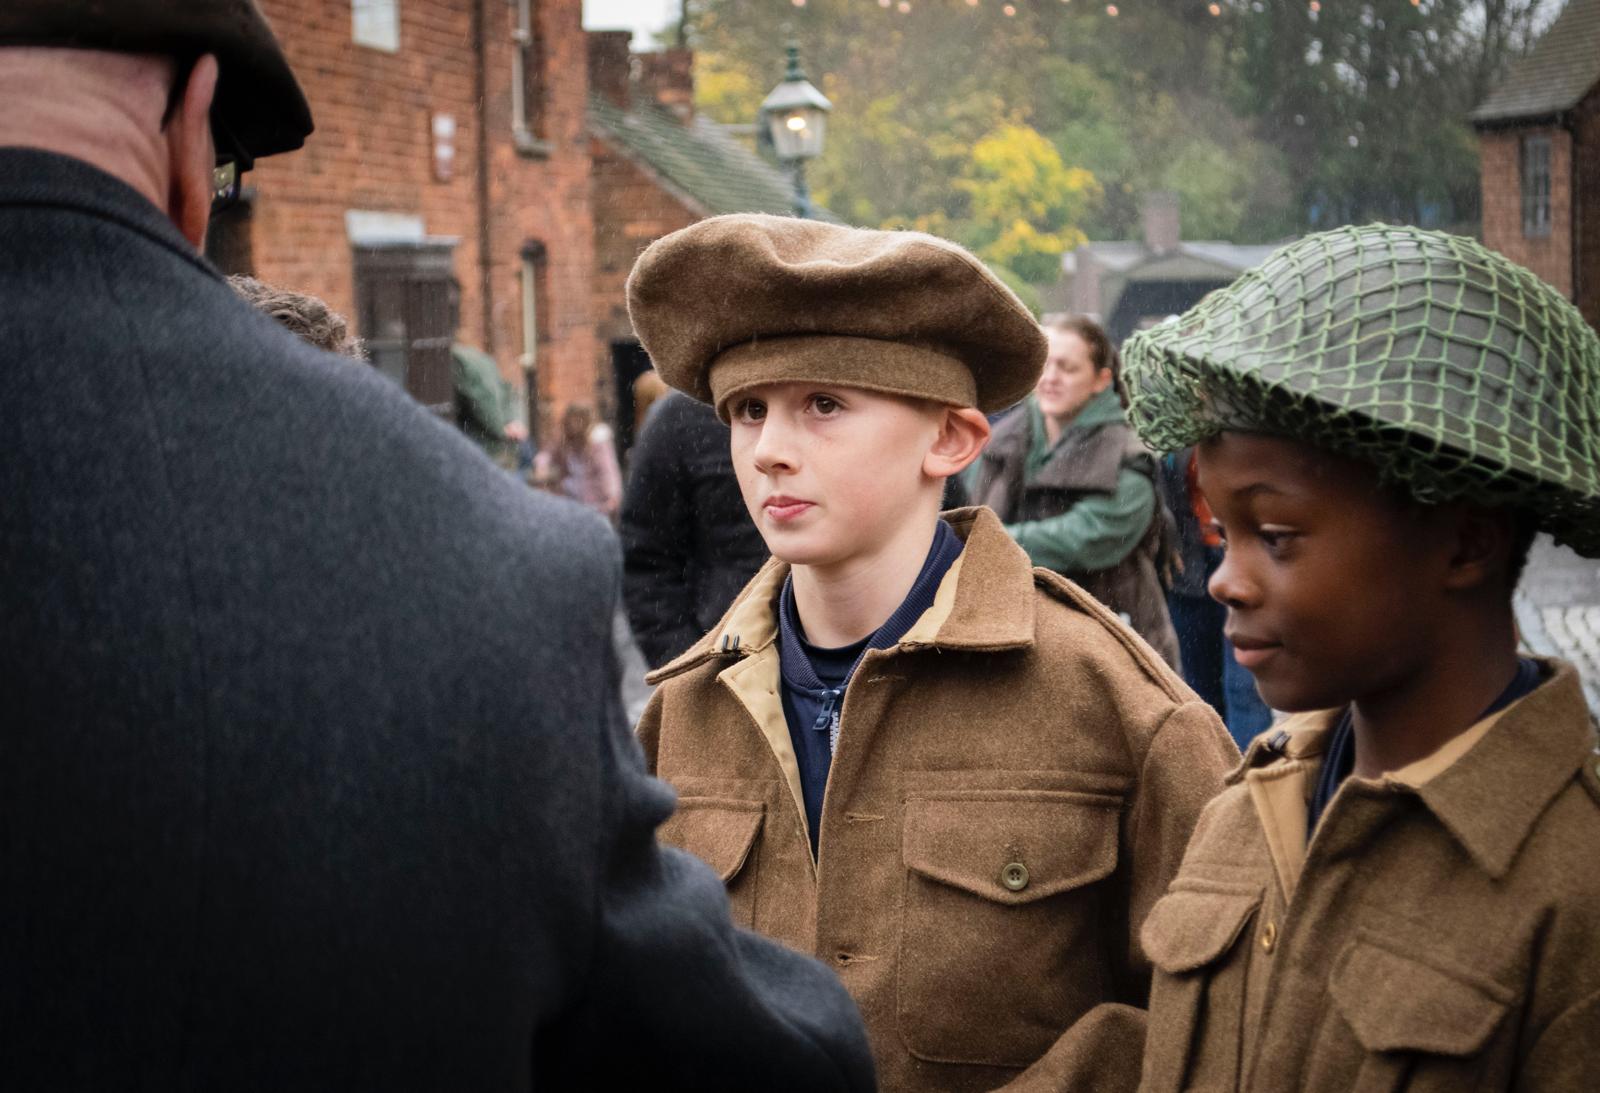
[[626, 214, 1237, 1092], [1122, 226, 1600, 1092]]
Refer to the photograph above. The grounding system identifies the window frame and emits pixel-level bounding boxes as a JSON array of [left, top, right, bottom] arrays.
[[352, 0, 401, 53], [511, 0, 550, 156], [1520, 133, 1552, 239]]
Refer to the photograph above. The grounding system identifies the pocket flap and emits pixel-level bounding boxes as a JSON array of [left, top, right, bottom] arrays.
[[658, 797, 765, 882], [902, 791, 1120, 905], [1330, 935, 1512, 1056], [1141, 884, 1261, 973]]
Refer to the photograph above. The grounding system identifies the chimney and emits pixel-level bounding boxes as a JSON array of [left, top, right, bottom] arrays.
[[1141, 191, 1181, 253], [636, 48, 695, 120], [587, 30, 633, 110]]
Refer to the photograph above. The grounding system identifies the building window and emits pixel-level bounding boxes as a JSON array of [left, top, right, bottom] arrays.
[[520, 241, 548, 440], [352, 241, 457, 418], [353, 0, 400, 52], [512, 0, 549, 154], [1521, 134, 1552, 239]]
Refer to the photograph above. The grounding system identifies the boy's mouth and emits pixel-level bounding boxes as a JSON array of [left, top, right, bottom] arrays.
[[763, 495, 815, 523], [1226, 631, 1281, 670]]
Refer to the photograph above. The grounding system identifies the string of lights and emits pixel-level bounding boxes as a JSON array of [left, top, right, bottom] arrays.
[[784, 0, 1433, 16]]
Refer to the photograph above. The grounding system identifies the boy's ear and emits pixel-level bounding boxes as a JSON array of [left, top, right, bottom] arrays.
[[1441, 506, 1515, 593], [924, 407, 991, 480]]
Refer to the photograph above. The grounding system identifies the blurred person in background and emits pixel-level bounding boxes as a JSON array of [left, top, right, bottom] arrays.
[[535, 401, 623, 519], [0, 2, 875, 1088], [447, 278, 528, 468], [1158, 446, 1275, 747], [621, 390, 770, 668], [975, 315, 1181, 667]]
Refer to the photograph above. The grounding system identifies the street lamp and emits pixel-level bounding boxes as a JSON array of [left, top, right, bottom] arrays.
[[761, 43, 832, 219]]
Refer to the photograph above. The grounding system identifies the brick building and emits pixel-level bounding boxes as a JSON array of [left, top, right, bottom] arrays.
[[1472, 0, 1600, 330], [214, 0, 598, 436], [586, 31, 816, 450]]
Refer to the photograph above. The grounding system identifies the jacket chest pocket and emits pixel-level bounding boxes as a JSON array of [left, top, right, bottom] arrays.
[[1139, 878, 1263, 1092], [1308, 932, 1514, 1093], [657, 797, 764, 929], [896, 789, 1121, 1068]]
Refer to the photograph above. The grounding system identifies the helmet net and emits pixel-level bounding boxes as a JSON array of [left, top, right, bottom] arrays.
[[1123, 224, 1600, 556]]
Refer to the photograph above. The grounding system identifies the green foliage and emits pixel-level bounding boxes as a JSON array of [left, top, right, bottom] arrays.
[[954, 124, 1099, 283], [685, 0, 1551, 282]]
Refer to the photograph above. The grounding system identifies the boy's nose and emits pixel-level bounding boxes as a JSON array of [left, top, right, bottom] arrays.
[[750, 414, 800, 475], [1208, 549, 1258, 610]]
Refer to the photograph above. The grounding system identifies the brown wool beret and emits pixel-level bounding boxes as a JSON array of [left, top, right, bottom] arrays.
[[626, 214, 1046, 419], [0, 0, 313, 163]]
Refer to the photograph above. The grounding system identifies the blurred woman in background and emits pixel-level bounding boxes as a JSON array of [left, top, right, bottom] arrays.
[[975, 315, 1180, 668], [534, 402, 623, 520]]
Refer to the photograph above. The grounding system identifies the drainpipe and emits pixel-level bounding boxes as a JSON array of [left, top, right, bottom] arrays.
[[1567, 110, 1583, 314], [473, 0, 495, 354]]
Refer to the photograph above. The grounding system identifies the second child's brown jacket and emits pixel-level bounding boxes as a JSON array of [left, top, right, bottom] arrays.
[[1139, 659, 1600, 1093], [638, 507, 1237, 1092]]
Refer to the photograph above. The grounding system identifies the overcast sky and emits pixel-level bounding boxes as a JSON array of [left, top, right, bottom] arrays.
[[582, 0, 682, 48]]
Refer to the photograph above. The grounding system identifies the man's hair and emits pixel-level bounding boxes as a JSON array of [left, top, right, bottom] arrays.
[[229, 275, 364, 359]]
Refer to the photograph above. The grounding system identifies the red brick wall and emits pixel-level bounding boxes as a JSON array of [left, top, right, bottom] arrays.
[[589, 134, 699, 352], [246, 0, 597, 416], [1575, 90, 1600, 331], [1479, 124, 1573, 297]]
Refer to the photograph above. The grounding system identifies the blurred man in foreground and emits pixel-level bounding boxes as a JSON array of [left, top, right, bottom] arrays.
[[0, 3, 874, 1089]]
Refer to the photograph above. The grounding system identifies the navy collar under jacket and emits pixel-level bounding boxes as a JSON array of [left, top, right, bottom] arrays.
[[777, 518, 965, 854]]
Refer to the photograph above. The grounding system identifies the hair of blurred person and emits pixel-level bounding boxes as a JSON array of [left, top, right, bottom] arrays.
[[228, 274, 365, 359]]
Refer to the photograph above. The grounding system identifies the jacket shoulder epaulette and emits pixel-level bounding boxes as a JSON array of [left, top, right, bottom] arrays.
[[1031, 567, 1188, 702]]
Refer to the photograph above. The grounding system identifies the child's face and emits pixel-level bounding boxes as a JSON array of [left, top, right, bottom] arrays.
[[1197, 432, 1452, 713], [728, 382, 945, 570]]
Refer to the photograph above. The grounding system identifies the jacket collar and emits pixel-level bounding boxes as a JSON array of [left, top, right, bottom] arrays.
[[0, 147, 216, 282], [1228, 660, 1596, 878], [1409, 660, 1594, 877], [645, 506, 1036, 683]]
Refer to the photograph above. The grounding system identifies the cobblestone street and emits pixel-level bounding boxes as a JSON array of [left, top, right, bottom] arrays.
[[1516, 536, 1600, 714]]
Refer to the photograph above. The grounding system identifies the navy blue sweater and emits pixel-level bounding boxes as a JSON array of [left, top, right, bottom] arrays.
[[777, 520, 965, 856]]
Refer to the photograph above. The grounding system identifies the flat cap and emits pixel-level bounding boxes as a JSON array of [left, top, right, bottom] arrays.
[[626, 214, 1045, 419], [0, 0, 313, 163]]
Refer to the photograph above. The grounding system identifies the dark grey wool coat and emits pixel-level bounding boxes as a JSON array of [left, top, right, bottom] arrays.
[[0, 148, 873, 1092]]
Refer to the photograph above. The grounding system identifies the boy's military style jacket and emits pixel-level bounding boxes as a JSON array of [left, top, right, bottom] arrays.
[[1139, 659, 1600, 1092], [638, 507, 1237, 1092]]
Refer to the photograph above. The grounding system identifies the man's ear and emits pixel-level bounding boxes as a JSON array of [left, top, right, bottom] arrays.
[[1441, 505, 1515, 593], [924, 406, 991, 480], [165, 54, 219, 250]]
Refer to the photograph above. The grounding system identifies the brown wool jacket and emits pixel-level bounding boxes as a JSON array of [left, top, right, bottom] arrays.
[[1138, 659, 1600, 1093], [638, 507, 1238, 1092]]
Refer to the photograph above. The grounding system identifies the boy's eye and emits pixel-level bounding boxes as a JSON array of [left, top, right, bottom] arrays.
[[1258, 526, 1298, 552], [733, 399, 766, 423], [808, 394, 841, 416]]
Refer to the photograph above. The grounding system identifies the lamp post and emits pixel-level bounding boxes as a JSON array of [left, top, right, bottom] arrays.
[[760, 43, 832, 219]]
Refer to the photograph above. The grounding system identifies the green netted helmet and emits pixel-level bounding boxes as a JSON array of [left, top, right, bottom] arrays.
[[1123, 223, 1600, 557]]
